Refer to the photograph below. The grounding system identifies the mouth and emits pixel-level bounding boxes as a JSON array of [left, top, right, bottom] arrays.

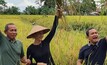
[[93, 36, 98, 39]]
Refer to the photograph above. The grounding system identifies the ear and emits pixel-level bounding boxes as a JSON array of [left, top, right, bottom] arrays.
[[4, 30, 7, 34]]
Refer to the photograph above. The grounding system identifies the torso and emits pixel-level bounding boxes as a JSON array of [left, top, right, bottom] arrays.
[[80, 38, 107, 65]]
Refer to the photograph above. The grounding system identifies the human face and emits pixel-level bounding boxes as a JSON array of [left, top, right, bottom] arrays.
[[87, 29, 99, 44], [34, 31, 44, 41], [5, 25, 17, 40]]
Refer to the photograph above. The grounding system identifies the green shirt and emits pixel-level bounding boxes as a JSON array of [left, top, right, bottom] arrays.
[[0, 32, 24, 65]]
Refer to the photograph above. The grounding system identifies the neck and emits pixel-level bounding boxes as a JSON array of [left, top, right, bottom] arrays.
[[33, 40, 42, 45], [89, 41, 97, 45], [7, 37, 15, 41]]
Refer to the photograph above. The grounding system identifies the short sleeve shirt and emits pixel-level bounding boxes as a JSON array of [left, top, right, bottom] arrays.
[[0, 32, 24, 65], [78, 38, 107, 65]]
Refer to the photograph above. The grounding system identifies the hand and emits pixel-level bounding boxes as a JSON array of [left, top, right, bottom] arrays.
[[37, 62, 47, 65], [26, 59, 31, 65], [56, 6, 63, 18]]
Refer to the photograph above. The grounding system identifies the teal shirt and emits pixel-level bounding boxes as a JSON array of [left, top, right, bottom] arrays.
[[0, 32, 24, 65]]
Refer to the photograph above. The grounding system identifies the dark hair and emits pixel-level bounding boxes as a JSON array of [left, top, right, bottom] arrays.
[[4, 23, 15, 32], [86, 28, 95, 37]]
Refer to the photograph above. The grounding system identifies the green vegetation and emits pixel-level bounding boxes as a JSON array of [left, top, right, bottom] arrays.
[[0, 15, 107, 65]]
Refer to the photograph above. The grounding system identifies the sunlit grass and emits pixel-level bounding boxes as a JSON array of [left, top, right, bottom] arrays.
[[0, 15, 107, 65]]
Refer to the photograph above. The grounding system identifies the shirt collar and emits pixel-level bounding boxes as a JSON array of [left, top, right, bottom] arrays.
[[88, 42, 99, 47], [6, 37, 16, 43]]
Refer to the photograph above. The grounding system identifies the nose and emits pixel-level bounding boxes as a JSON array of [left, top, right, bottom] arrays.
[[12, 30, 17, 35], [13, 31, 16, 33]]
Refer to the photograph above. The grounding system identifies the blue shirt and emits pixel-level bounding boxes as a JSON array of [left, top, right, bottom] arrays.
[[78, 38, 107, 65]]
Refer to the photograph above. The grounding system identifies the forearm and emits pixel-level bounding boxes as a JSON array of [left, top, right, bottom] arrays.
[[51, 16, 58, 31], [43, 16, 58, 42], [21, 56, 31, 65], [77, 59, 83, 65], [21, 56, 27, 63], [77, 62, 82, 65]]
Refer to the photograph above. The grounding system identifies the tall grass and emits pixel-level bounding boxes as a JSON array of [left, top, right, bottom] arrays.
[[0, 15, 107, 65]]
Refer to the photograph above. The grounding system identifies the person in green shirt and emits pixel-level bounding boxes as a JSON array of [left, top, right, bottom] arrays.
[[0, 23, 31, 65]]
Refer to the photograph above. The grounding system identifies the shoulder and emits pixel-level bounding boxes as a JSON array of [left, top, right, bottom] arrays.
[[27, 44, 33, 50], [16, 40, 23, 46], [16, 40, 22, 44], [0, 32, 5, 38], [99, 37, 107, 43], [79, 44, 89, 53], [98, 37, 107, 45]]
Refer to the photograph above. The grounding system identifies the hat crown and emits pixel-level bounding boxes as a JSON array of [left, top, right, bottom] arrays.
[[27, 25, 50, 38]]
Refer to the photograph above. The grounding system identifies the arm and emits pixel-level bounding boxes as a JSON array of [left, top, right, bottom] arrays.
[[106, 36, 107, 42], [27, 47, 33, 64], [0, 31, 5, 45], [37, 63, 47, 65], [43, 7, 62, 44], [27, 47, 36, 65], [77, 47, 84, 65], [43, 16, 58, 43], [21, 56, 31, 64], [20, 43, 31, 65], [77, 59, 83, 65]]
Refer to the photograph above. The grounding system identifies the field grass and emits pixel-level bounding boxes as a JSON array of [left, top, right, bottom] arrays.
[[0, 15, 107, 65]]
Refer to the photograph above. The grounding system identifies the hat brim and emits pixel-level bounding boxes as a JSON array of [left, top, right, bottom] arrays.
[[27, 29, 50, 38]]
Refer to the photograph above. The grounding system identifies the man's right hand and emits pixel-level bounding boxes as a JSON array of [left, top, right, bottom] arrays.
[[37, 62, 47, 65]]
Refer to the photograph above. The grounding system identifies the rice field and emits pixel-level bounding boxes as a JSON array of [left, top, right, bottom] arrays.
[[0, 15, 107, 65]]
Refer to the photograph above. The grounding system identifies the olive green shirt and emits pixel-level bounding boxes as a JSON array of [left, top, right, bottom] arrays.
[[0, 32, 24, 65]]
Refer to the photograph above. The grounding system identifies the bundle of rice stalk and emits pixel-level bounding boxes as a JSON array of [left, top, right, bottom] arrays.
[[56, 0, 68, 31], [56, 0, 62, 8]]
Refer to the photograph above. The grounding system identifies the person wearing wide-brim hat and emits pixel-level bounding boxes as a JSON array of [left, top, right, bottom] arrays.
[[26, 7, 62, 65]]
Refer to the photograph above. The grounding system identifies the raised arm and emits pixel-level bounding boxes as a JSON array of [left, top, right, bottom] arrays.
[[43, 16, 58, 43], [43, 7, 62, 44], [0, 30, 5, 42]]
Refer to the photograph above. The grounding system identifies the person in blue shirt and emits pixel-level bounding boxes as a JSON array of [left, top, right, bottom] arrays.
[[77, 28, 107, 65]]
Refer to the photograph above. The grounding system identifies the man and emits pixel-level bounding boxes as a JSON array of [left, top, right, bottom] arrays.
[[0, 23, 30, 65], [77, 28, 107, 65]]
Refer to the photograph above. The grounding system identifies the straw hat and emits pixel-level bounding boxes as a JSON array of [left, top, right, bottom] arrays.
[[27, 25, 50, 38]]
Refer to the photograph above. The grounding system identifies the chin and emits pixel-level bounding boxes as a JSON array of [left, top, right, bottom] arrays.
[[93, 40, 99, 43], [10, 37, 15, 40]]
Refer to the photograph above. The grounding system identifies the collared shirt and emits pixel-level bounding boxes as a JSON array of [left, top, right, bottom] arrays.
[[78, 38, 107, 65], [0, 32, 24, 65]]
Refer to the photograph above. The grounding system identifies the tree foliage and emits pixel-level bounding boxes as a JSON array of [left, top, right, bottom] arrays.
[[0, 0, 7, 14], [23, 6, 38, 15], [4, 6, 20, 14], [0, 0, 106, 15]]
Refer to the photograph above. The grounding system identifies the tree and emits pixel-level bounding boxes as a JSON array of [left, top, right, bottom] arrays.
[[4, 6, 20, 14], [40, 0, 55, 8], [101, 0, 107, 15], [0, 0, 7, 14], [23, 6, 38, 15], [80, 0, 96, 15], [34, 0, 55, 15]]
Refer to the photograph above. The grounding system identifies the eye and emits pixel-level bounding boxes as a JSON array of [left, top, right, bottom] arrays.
[[10, 29, 17, 32], [95, 32, 98, 34], [14, 29, 17, 32]]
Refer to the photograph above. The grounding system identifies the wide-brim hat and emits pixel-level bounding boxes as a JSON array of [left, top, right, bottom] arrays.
[[27, 25, 50, 38]]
